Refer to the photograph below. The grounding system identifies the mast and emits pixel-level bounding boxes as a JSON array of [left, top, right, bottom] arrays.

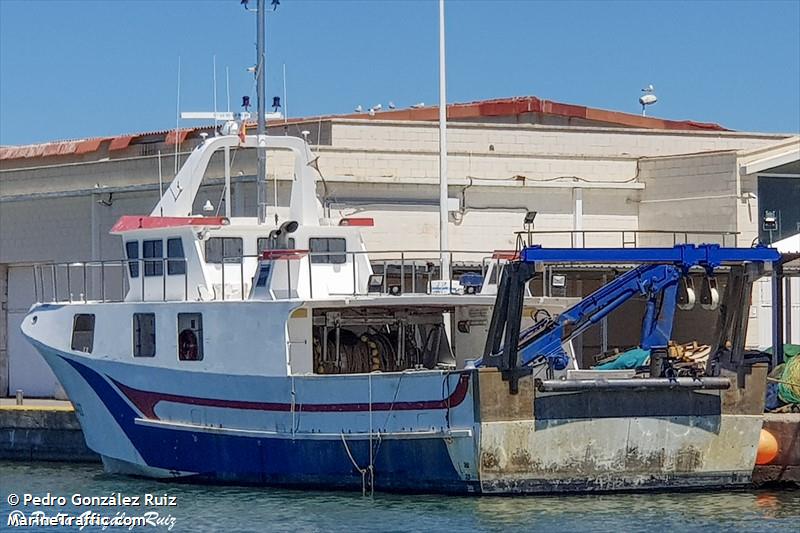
[[256, 0, 268, 225], [438, 0, 449, 280]]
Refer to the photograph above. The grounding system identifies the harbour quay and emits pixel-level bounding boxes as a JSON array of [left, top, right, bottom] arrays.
[[1, 400, 798, 487], [0, 398, 96, 462]]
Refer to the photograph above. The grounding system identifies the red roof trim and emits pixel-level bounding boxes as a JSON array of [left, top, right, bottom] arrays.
[[111, 215, 228, 233], [109, 136, 133, 151], [0, 95, 731, 161], [165, 129, 190, 145], [75, 138, 105, 155]]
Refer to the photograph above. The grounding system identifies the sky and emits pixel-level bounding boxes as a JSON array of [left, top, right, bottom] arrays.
[[1, 0, 799, 146]]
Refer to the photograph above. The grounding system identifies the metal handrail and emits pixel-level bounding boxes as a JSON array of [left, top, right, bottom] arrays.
[[27, 230, 744, 305], [514, 229, 740, 250]]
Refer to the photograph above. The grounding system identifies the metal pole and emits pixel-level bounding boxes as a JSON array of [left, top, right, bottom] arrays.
[[256, 0, 268, 224], [772, 263, 785, 366], [438, 0, 449, 280], [224, 146, 231, 218]]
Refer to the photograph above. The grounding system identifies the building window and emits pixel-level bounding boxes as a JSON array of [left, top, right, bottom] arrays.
[[205, 237, 243, 264], [71, 314, 95, 353], [133, 313, 156, 357], [125, 241, 139, 278], [257, 237, 295, 255], [178, 313, 203, 361], [309, 238, 346, 264], [143, 239, 163, 277], [167, 238, 186, 275]]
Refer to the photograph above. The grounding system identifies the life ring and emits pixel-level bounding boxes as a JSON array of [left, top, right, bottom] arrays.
[[179, 329, 199, 360]]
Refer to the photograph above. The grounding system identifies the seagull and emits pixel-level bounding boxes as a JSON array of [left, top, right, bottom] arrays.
[[642, 84, 654, 93], [354, 105, 363, 113], [411, 102, 425, 109], [388, 101, 396, 109]]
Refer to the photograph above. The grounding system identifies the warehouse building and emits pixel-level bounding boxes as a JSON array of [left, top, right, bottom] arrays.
[[1, 96, 799, 396]]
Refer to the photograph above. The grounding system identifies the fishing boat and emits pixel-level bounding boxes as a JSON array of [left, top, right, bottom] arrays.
[[19, 119, 782, 493], [19, 0, 782, 494]]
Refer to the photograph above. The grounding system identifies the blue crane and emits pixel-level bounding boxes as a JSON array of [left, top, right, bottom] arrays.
[[479, 244, 780, 391]]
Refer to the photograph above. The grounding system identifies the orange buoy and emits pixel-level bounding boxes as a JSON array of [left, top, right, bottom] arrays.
[[755, 429, 779, 465]]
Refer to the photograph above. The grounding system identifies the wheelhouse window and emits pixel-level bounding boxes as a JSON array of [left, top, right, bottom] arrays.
[[133, 313, 156, 357], [125, 241, 139, 278], [71, 314, 95, 353], [167, 238, 186, 275], [309, 238, 346, 264], [205, 237, 243, 264], [257, 237, 295, 254], [178, 313, 203, 361], [143, 239, 163, 277]]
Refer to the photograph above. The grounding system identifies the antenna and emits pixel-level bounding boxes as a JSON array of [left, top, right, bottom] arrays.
[[639, 84, 657, 116], [226, 66, 231, 112], [157, 150, 164, 216], [174, 56, 181, 175], [255, 0, 268, 225], [283, 63, 288, 130], [213, 55, 218, 135]]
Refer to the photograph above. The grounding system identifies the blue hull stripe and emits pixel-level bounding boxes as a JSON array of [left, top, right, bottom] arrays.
[[62, 357, 473, 492]]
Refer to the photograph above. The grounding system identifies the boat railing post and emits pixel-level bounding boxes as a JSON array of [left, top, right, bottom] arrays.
[[412, 261, 416, 294], [400, 252, 405, 294], [162, 258, 166, 302], [322, 320, 328, 364], [542, 265, 547, 297], [240, 257, 245, 301], [352, 252, 357, 296], [51, 264, 57, 303], [82, 262, 87, 302], [287, 257, 292, 298], [119, 261, 126, 302], [66, 264, 72, 302], [184, 260, 188, 301], [100, 261, 106, 302], [383, 260, 388, 294], [307, 255, 313, 299], [32, 265, 38, 304], [140, 259, 145, 302], [221, 256, 226, 301], [449, 251, 453, 293], [335, 321, 341, 367]]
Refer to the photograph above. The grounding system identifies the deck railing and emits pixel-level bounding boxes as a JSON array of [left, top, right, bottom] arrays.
[[26, 229, 741, 304], [515, 229, 740, 250]]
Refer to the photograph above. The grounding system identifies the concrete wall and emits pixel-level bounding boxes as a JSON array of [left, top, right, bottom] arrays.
[[637, 152, 740, 238]]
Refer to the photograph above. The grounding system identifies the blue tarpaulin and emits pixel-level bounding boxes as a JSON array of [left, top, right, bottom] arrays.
[[595, 347, 651, 370]]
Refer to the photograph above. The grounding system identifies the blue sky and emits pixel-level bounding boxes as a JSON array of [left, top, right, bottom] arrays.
[[1, 0, 798, 145]]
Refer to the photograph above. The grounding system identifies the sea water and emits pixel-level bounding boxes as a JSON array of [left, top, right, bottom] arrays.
[[1, 461, 798, 532]]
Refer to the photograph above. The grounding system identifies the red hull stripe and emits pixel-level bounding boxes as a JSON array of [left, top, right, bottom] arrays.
[[110, 373, 471, 420]]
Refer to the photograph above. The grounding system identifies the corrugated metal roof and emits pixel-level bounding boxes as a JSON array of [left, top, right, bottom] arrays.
[[0, 95, 729, 162]]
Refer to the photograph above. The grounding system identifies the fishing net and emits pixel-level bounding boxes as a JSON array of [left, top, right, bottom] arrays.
[[777, 344, 800, 405]]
